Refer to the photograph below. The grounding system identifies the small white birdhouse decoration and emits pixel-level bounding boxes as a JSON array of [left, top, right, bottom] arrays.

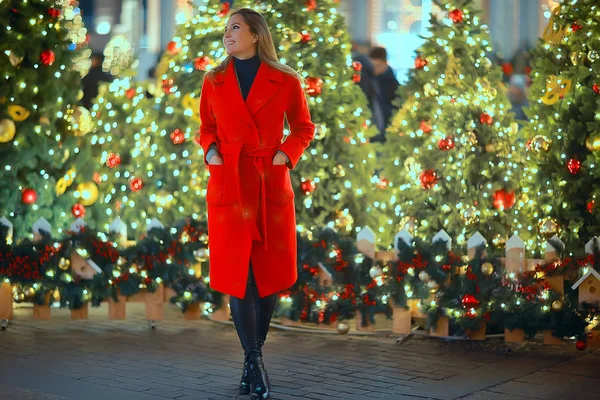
[[571, 268, 600, 307]]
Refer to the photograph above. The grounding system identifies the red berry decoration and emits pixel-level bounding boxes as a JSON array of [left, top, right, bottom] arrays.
[[461, 294, 480, 308], [352, 61, 362, 71], [567, 158, 582, 174], [419, 120, 432, 133], [93, 172, 102, 184], [438, 137, 455, 150], [480, 112, 493, 125], [48, 8, 61, 18], [575, 339, 587, 351], [305, 0, 317, 11], [305, 77, 323, 96], [449, 9, 464, 23], [130, 177, 143, 192], [72, 203, 86, 218], [167, 41, 180, 55], [502, 63, 514, 76], [492, 189, 516, 211], [352, 74, 361, 83], [593, 84, 600, 94], [125, 88, 136, 99], [415, 56, 428, 69], [419, 170, 438, 190], [21, 188, 37, 205], [571, 22, 582, 32], [217, 1, 230, 17], [194, 56, 210, 71], [588, 200, 595, 213], [377, 178, 389, 189], [162, 78, 175, 94], [106, 153, 121, 168], [170, 128, 185, 144], [40, 49, 55, 66], [301, 32, 312, 43], [301, 180, 316, 195]]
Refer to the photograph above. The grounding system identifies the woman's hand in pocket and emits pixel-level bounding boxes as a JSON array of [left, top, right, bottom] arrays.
[[208, 154, 223, 165], [272, 151, 287, 166]]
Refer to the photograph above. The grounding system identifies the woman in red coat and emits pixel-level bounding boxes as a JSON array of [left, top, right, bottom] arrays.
[[198, 8, 315, 400]]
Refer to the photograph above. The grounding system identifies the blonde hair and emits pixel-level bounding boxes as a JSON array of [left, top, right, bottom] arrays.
[[207, 8, 302, 81]]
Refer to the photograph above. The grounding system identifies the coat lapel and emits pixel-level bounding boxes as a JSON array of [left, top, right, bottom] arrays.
[[246, 63, 283, 117], [214, 60, 255, 129]]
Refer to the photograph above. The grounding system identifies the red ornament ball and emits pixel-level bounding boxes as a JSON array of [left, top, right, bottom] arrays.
[[480, 112, 493, 125], [125, 88, 136, 99], [170, 128, 185, 145], [449, 9, 464, 23], [492, 189, 516, 211], [419, 170, 438, 190], [352, 61, 363, 71], [194, 56, 210, 71], [301, 32, 312, 43], [217, 2, 230, 17], [305, 77, 323, 96], [48, 8, 61, 18], [575, 339, 587, 351], [130, 177, 143, 192], [301, 180, 316, 195], [352, 74, 361, 83], [162, 78, 175, 94], [305, 0, 317, 11], [571, 22, 582, 32], [588, 200, 595, 213], [593, 84, 600, 94], [438, 137, 455, 150], [377, 178, 389, 189], [40, 49, 55, 66], [502, 62, 514, 76], [567, 158, 582, 174], [21, 188, 37, 205], [167, 41, 180, 55], [461, 294, 480, 308], [415, 56, 428, 69], [72, 203, 86, 218], [106, 153, 121, 168], [419, 120, 432, 133]]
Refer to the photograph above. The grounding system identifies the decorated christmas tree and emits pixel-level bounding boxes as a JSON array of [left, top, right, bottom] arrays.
[[380, 0, 526, 248], [0, 0, 93, 239], [90, 0, 388, 239], [520, 0, 600, 248]]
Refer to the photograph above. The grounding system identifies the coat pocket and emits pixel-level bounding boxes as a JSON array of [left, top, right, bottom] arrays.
[[266, 164, 294, 204], [206, 164, 237, 206]]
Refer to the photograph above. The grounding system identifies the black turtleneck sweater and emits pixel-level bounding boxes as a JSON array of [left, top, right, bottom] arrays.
[[234, 54, 261, 101]]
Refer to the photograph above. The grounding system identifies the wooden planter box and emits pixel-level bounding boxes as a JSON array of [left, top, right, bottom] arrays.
[[587, 331, 600, 348], [70, 303, 89, 320], [355, 313, 375, 332], [145, 284, 165, 321], [164, 287, 177, 303], [543, 330, 563, 345], [183, 303, 201, 320], [0, 282, 13, 321], [466, 321, 486, 341], [391, 304, 412, 334], [108, 291, 127, 320], [33, 294, 53, 320], [504, 328, 525, 343], [210, 294, 230, 322], [408, 299, 426, 318], [430, 316, 449, 337]]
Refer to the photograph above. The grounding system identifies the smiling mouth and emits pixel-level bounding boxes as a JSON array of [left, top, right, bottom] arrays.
[[226, 41, 235, 45]]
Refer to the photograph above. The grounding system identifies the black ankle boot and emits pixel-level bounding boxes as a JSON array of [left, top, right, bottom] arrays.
[[248, 353, 271, 400], [239, 354, 251, 395], [257, 340, 271, 391]]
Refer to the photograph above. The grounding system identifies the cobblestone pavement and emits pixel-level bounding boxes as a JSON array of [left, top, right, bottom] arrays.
[[0, 303, 598, 400]]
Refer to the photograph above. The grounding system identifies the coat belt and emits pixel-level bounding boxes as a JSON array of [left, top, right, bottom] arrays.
[[218, 142, 279, 249]]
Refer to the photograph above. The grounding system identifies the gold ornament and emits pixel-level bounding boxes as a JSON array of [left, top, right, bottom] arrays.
[[481, 262, 494, 276], [55, 178, 68, 196], [69, 106, 93, 136], [335, 210, 354, 232], [333, 164, 346, 177], [541, 75, 572, 105], [59, 258, 71, 270], [194, 248, 208, 262], [460, 206, 478, 225], [492, 234, 507, 248], [76, 181, 99, 206], [23, 285, 35, 297], [7, 105, 30, 122], [570, 51, 581, 66], [528, 135, 552, 152], [290, 32, 303, 43], [8, 51, 23, 67], [64, 168, 77, 185], [418, 270, 430, 282], [0, 118, 16, 143], [337, 321, 350, 335], [62, 149, 71, 163], [427, 280, 439, 293], [586, 136, 600, 152], [369, 265, 383, 279], [77, 89, 84, 101], [13, 287, 25, 302], [538, 217, 560, 239], [398, 216, 417, 234], [39, 116, 51, 125], [551, 300, 563, 311], [542, 5, 564, 44]]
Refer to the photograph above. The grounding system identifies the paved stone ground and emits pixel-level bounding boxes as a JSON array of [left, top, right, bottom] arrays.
[[0, 303, 598, 400]]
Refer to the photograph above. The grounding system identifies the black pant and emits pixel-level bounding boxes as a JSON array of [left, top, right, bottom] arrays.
[[229, 263, 277, 356]]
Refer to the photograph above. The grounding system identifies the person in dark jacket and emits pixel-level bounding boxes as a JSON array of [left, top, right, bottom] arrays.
[[81, 52, 113, 109], [369, 46, 400, 143]]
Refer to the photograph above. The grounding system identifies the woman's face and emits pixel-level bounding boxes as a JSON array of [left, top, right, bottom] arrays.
[[224, 14, 258, 59]]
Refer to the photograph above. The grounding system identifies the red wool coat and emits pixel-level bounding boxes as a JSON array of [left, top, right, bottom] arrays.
[[198, 60, 315, 299]]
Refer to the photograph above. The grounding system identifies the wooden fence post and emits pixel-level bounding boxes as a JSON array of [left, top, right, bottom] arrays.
[[505, 235, 525, 274]]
